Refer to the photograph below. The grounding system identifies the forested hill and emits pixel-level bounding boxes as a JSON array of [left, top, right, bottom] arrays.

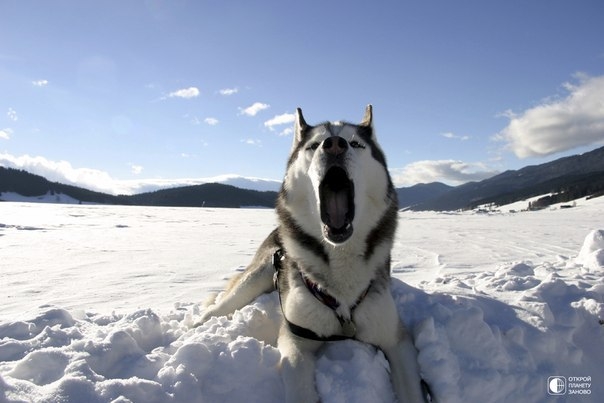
[[0, 167, 127, 205], [408, 145, 604, 211], [0, 167, 278, 208], [125, 183, 277, 208]]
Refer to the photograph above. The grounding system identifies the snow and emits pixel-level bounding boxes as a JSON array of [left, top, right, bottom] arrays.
[[0, 192, 85, 204], [577, 230, 604, 272], [1, 196, 603, 402]]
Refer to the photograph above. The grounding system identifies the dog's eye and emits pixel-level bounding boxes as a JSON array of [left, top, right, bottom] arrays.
[[307, 142, 320, 151], [350, 141, 365, 149]]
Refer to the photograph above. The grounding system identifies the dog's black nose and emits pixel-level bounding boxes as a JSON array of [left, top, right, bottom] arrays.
[[323, 136, 348, 156]]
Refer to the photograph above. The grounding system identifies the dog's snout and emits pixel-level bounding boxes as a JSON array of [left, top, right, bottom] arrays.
[[323, 136, 348, 156]]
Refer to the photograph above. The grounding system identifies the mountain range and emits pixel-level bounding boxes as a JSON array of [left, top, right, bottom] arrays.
[[2, 145, 604, 210], [407, 145, 604, 211], [396, 182, 453, 209]]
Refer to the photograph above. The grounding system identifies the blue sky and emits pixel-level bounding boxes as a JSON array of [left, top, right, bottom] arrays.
[[1, 0, 603, 194]]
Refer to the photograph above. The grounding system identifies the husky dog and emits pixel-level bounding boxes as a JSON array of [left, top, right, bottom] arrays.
[[195, 106, 428, 403]]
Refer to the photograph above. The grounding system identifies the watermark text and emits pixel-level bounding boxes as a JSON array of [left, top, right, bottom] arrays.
[[548, 376, 592, 396]]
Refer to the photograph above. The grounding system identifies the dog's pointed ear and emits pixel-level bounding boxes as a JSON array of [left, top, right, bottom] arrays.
[[360, 104, 373, 127], [294, 107, 309, 144]]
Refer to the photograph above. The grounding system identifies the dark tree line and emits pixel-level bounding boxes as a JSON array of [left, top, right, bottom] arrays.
[[528, 174, 604, 210]]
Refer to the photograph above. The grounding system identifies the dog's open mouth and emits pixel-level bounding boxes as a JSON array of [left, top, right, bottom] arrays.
[[319, 166, 355, 243]]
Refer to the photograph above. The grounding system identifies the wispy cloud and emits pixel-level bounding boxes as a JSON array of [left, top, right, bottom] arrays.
[[204, 117, 219, 126], [240, 102, 270, 116], [241, 138, 262, 146], [495, 73, 604, 158], [264, 112, 295, 130], [219, 88, 238, 96], [130, 164, 143, 175], [391, 160, 499, 187], [441, 132, 470, 141], [7, 108, 18, 122], [0, 128, 12, 140], [32, 79, 49, 87], [168, 87, 200, 99], [279, 127, 294, 137]]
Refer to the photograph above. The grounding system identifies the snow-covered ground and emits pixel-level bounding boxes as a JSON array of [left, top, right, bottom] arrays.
[[0, 197, 603, 402], [0, 192, 85, 205]]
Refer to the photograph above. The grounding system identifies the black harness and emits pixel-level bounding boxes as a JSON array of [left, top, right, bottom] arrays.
[[272, 249, 371, 342]]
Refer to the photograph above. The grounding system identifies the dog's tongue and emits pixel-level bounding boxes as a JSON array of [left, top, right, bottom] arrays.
[[326, 189, 348, 229]]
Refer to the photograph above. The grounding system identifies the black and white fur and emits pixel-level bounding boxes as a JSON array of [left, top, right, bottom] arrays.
[[195, 106, 426, 403]]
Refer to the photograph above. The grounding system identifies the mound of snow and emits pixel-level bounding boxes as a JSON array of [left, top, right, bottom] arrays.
[[2, 267, 603, 402], [576, 229, 604, 271]]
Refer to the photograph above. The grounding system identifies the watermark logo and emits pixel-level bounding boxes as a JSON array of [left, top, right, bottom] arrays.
[[548, 375, 592, 396], [548, 376, 566, 395]]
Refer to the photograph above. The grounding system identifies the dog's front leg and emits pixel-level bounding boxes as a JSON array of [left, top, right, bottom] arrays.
[[193, 229, 280, 327], [383, 324, 426, 403], [278, 325, 323, 403], [358, 293, 427, 403]]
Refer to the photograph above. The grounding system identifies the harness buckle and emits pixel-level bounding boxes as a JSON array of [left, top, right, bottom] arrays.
[[339, 317, 357, 338]]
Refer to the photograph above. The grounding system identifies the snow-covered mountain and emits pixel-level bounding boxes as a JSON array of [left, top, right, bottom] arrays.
[[205, 174, 281, 192], [109, 175, 282, 194], [410, 145, 604, 211]]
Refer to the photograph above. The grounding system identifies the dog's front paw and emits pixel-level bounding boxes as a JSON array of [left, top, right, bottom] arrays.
[[192, 311, 213, 328]]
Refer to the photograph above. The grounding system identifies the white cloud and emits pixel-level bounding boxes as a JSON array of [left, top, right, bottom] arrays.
[[219, 88, 238, 96], [264, 112, 295, 130], [241, 138, 262, 146], [495, 74, 604, 158], [391, 160, 499, 187], [240, 102, 270, 116], [279, 127, 294, 137], [441, 132, 470, 141], [0, 128, 12, 140], [130, 164, 143, 175], [168, 87, 200, 99], [204, 117, 219, 126], [7, 108, 18, 122], [32, 79, 49, 87], [0, 153, 127, 194]]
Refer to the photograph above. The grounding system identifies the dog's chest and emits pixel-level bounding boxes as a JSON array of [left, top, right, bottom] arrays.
[[311, 252, 375, 305]]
